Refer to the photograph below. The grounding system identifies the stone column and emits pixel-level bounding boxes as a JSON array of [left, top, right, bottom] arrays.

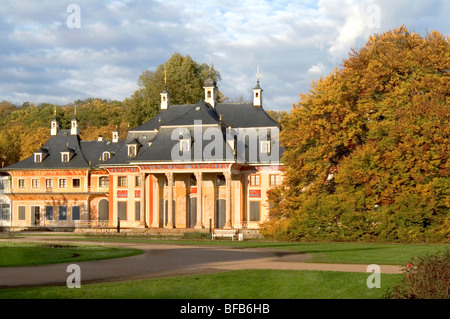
[[224, 171, 232, 229], [150, 175, 159, 228], [194, 171, 203, 229], [165, 172, 174, 228], [139, 173, 146, 227]]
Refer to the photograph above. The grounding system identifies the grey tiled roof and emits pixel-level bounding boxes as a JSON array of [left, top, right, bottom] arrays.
[[2, 96, 283, 171], [3, 130, 124, 170]]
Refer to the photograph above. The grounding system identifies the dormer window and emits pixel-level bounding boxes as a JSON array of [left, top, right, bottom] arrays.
[[260, 141, 271, 154], [127, 138, 141, 157], [102, 152, 111, 161], [34, 147, 48, 163], [180, 139, 191, 153], [128, 145, 137, 157], [61, 152, 70, 162], [34, 153, 42, 163]]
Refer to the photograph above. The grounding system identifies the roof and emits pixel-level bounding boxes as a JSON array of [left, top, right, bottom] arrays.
[[2, 130, 124, 171], [215, 103, 278, 128], [103, 99, 282, 166]]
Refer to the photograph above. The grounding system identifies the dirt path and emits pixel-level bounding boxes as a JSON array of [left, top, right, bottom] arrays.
[[0, 235, 402, 288]]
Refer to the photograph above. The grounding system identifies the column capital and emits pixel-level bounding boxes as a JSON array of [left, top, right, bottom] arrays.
[[223, 171, 232, 180], [165, 171, 173, 178], [194, 171, 203, 180]]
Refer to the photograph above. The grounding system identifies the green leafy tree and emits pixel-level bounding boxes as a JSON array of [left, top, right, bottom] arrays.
[[124, 52, 222, 127], [262, 27, 450, 242]]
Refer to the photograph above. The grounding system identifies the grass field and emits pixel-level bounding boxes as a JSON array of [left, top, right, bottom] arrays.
[[0, 241, 143, 267], [0, 269, 403, 299]]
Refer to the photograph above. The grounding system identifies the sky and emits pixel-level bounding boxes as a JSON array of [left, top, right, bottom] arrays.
[[1, 0, 449, 112]]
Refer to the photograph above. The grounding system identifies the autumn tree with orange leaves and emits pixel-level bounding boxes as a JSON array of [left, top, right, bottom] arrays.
[[262, 27, 449, 242]]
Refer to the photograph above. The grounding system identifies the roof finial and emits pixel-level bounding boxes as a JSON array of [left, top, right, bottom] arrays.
[[164, 68, 167, 84], [54, 106, 57, 117], [257, 65, 260, 83], [74, 105, 77, 117]]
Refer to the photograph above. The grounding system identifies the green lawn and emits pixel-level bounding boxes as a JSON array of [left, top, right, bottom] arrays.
[[0, 269, 403, 299], [0, 242, 143, 267]]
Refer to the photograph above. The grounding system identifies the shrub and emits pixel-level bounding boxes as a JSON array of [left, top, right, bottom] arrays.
[[385, 249, 450, 299]]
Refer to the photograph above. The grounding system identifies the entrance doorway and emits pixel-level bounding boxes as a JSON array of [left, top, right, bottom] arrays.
[[31, 206, 40, 226], [187, 197, 197, 228], [215, 199, 226, 228], [98, 199, 109, 221]]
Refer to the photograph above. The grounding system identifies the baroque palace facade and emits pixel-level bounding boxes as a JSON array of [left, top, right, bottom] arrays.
[[0, 77, 283, 231]]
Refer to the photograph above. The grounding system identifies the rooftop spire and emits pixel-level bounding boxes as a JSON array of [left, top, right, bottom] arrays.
[[160, 67, 169, 110], [253, 65, 263, 107]]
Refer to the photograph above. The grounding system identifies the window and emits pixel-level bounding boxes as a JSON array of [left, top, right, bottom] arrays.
[[180, 139, 190, 152], [45, 206, 53, 220], [61, 153, 69, 162], [72, 206, 80, 220], [249, 175, 260, 186], [260, 141, 271, 154], [72, 178, 80, 188], [118, 202, 127, 220], [18, 206, 26, 220], [34, 153, 42, 163], [102, 152, 110, 161], [135, 201, 140, 221], [46, 179, 53, 188], [99, 176, 109, 188], [190, 174, 197, 187], [270, 174, 280, 186], [0, 179, 10, 190], [216, 175, 226, 186], [128, 145, 137, 157], [118, 176, 127, 187], [32, 179, 39, 188], [0, 204, 10, 221], [250, 201, 260, 221], [58, 206, 67, 220], [135, 176, 141, 187], [18, 179, 26, 188], [59, 179, 67, 188]]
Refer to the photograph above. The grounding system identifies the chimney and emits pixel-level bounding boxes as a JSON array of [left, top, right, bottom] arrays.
[[112, 130, 119, 143]]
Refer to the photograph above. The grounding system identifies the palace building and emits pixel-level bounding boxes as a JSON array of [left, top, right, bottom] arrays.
[[0, 76, 284, 232]]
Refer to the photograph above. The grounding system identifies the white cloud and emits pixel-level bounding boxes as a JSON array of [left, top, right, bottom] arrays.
[[0, 0, 448, 110]]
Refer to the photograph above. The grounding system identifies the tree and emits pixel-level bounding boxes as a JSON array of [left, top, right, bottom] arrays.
[[124, 53, 222, 127], [262, 27, 450, 243]]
